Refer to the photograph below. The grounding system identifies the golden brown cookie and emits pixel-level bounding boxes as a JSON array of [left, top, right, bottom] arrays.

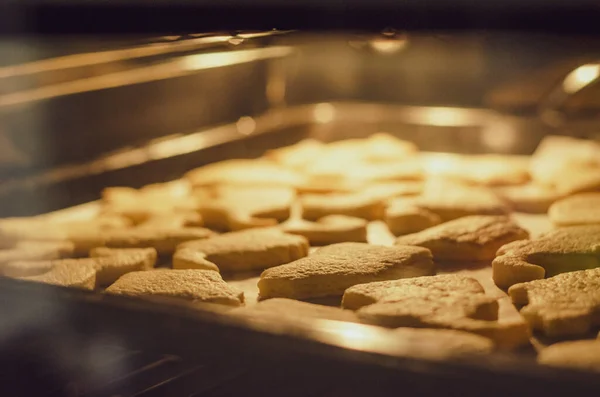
[[300, 192, 386, 221], [16, 259, 97, 290], [70, 227, 215, 256], [325, 133, 418, 164], [343, 275, 529, 349], [492, 225, 600, 289], [176, 228, 309, 272], [538, 340, 600, 372], [508, 267, 600, 337], [258, 243, 434, 300], [281, 215, 368, 245], [495, 183, 563, 213], [196, 186, 295, 231], [184, 159, 305, 188], [105, 269, 244, 306], [415, 181, 510, 221], [395, 215, 529, 262], [89, 247, 157, 286], [233, 298, 361, 323], [549, 193, 600, 227], [385, 199, 441, 236]]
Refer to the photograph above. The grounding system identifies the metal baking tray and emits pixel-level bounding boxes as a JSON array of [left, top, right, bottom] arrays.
[[0, 102, 599, 396]]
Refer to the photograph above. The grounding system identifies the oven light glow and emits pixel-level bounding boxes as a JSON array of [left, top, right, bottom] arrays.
[[369, 38, 408, 54], [562, 64, 600, 94], [182, 46, 291, 71], [236, 116, 256, 135], [313, 103, 335, 123], [317, 321, 383, 350]]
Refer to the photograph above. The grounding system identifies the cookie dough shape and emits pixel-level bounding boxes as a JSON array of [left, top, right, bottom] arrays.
[[395, 215, 529, 262], [508, 267, 600, 337], [493, 225, 600, 289], [495, 183, 563, 213], [196, 186, 295, 231], [15, 259, 98, 290], [538, 340, 600, 372], [90, 247, 157, 286], [385, 199, 441, 236], [258, 242, 434, 300], [416, 181, 510, 222], [265, 139, 326, 170], [106, 269, 244, 306], [0, 241, 75, 272], [184, 159, 305, 188], [281, 215, 368, 245], [549, 193, 600, 227], [176, 228, 309, 272], [233, 298, 361, 323], [70, 227, 215, 255], [343, 275, 529, 349], [300, 192, 386, 221]]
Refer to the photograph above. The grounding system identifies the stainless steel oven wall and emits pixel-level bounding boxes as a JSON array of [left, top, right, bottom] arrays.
[[0, 37, 274, 172]]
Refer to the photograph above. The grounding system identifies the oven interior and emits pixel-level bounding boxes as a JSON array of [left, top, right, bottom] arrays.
[[1, 31, 600, 396]]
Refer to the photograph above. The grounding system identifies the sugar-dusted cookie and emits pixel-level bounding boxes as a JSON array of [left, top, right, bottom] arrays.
[[395, 215, 528, 262], [493, 225, 600, 289], [105, 269, 244, 306], [176, 228, 309, 272], [281, 215, 368, 245], [184, 159, 304, 188], [538, 340, 600, 371], [343, 275, 529, 349], [508, 267, 600, 337], [548, 193, 600, 227], [258, 243, 434, 300], [385, 199, 441, 236], [15, 259, 97, 290]]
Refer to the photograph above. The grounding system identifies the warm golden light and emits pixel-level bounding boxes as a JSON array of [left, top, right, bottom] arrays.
[[562, 64, 600, 94], [313, 103, 336, 124], [236, 116, 256, 135]]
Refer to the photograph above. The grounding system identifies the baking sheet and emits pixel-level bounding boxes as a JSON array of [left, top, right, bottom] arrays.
[[40, 195, 555, 351]]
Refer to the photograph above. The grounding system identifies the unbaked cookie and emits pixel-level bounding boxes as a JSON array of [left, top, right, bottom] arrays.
[[548, 193, 600, 227], [258, 242, 434, 300], [508, 267, 600, 337], [105, 269, 244, 306], [395, 215, 529, 262], [492, 225, 600, 289], [176, 228, 309, 272]]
